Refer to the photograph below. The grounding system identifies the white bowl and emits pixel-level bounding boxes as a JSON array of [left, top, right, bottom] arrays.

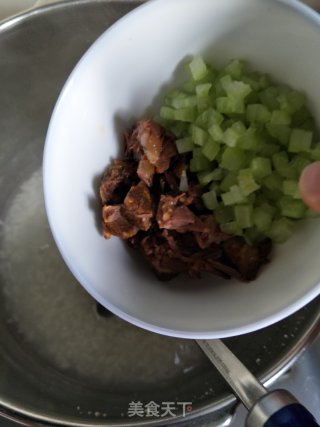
[[43, 0, 320, 339]]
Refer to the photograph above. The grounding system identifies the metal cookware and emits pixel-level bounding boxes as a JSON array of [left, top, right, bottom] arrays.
[[0, 1, 319, 426]]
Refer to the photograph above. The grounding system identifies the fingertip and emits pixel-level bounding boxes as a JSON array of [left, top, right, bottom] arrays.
[[299, 161, 320, 213]]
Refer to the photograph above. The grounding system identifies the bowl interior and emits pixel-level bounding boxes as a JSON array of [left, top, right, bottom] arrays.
[[44, 0, 320, 338]]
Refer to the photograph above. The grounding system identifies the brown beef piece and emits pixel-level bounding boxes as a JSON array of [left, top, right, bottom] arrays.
[[154, 138, 178, 173], [123, 181, 153, 231], [135, 119, 163, 164], [139, 234, 188, 279], [223, 237, 272, 281], [194, 215, 230, 249], [100, 159, 135, 204], [172, 156, 187, 178], [124, 128, 143, 160], [126, 119, 177, 173], [157, 194, 221, 233], [163, 171, 179, 192], [137, 156, 155, 187], [156, 194, 202, 231], [188, 256, 242, 280], [102, 205, 138, 239]]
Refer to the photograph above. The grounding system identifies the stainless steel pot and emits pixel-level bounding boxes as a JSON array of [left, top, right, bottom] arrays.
[[0, 1, 319, 426]]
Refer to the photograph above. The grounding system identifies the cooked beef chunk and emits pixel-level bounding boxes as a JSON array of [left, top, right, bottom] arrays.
[[135, 119, 163, 164], [99, 119, 272, 282], [139, 234, 188, 278], [194, 216, 229, 249], [125, 119, 177, 171], [137, 156, 155, 187], [223, 237, 272, 281], [100, 159, 136, 204], [123, 181, 153, 231], [163, 171, 179, 192], [102, 205, 138, 239], [156, 194, 203, 231], [154, 138, 178, 173]]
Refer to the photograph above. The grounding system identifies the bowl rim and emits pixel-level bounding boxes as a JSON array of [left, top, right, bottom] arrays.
[[43, 0, 320, 339]]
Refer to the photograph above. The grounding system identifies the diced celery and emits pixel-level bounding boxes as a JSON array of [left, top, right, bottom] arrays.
[[202, 190, 218, 210], [267, 218, 294, 243], [238, 169, 260, 195], [257, 201, 277, 218], [279, 197, 306, 219], [232, 121, 247, 134], [183, 80, 196, 94], [220, 75, 233, 92], [230, 185, 246, 203], [220, 172, 238, 192], [289, 129, 313, 153], [196, 108, 223, 128], [272, 152, 295, 179], [310, 145, 320, 161], [216, 97, 245, 115], [189, 56, 209, 81], [259, 87, 280, 110], [221, 191, 235, 206], [221, 147, 247, 171], [290, 155, 310, 176], [157, 56, 317, 245], [210, 182, 221, 194], [228, 81, 252, 99], [270, 110, 291, 125], [164, 89, 181, 105], [253, 207, 272, 232], [239, 127, 261, 151], [179, 170, 188, 192], [292, 106, 313, 126], [214, 206, 235, 224], [266, 124, 291, 145], [193, 147, 203, 158], [220, 75, 251, 99], [251, 157, 272, 180], [208, 123, 224, 142], [176, 137, 194, 153], [247, 104, 271, 123], [160, 106, 176, 120], [174, 107, 197, 122], [172, 95, 197, 109], [190, 154, 211, 172], [209, 168, 224, 181], [263, 172, 283, 191], [191, 125, 209, 146], [220, 221, 239, 235], [222, 127, 241, 147], [209, 109, 224, 125], [264, 188, 282, 202], [196, 83, 212, 98], [258, 142, 280, 157], [221, 119, 236, 130], [224, 59, 247, 78], [222, 122, 246, 147], [278, 90, 306, 115], [235, 205, 253, 228], [282, 180, 300, 199], [221, 187, 246, 206], [243, 228, 264, 245], [169, 122, 189, 138], [202, 139, 220, 161]]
